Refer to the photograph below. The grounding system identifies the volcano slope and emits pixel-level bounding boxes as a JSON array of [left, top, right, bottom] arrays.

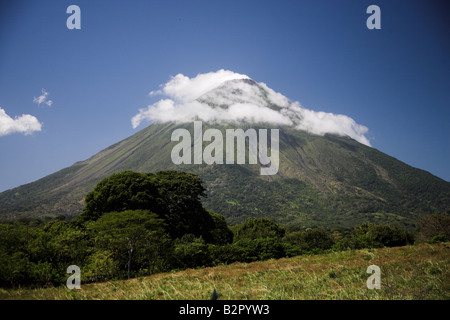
[[1, 120, 449, 228], [1, 78, 448, 228]]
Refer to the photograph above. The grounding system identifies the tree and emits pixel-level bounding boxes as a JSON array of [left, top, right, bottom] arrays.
[[367, 224, 413, 247], [34, 220, 91, 265], [154, 170, 215, 240], [206, 211, 234, 245], [77, 170, 219, 242], [233, 237, 286, 262], [283, 228, 335, 252], [232, 218, 285, 241], [171, 235, 212, 269], [77, 171, 161, 223], [88, 210, 165, 279], [416, 214, 450, 243], [335, 223, 413, 250], [0, 223, 36, 287]]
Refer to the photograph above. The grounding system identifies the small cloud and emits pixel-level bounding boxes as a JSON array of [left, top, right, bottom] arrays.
[[33, 88, 53, 107], [148, 90, 163, 96], [0, 107, 42, 137]]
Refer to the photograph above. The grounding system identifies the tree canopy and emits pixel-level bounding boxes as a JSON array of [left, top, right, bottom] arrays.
[[87, 210, 165, 279], [76, 170, 227, 243], [232, 218, 285, 241]]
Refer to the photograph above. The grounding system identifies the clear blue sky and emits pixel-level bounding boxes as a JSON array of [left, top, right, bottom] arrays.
[[0, 0, 449, 192]]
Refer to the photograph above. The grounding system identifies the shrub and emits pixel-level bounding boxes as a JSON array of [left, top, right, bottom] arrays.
[[172, 236, 212, 269], [416, 214, 450, 243], [233, 218, 285, 241], [83, 250, 119, 283], [283, 228, 335, 252], [334, 223, 414, 250], [233, 237, 286, 262], [427, 235, 448, 244]]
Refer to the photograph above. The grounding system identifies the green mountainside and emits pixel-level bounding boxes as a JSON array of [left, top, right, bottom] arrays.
[[1, 120, 448, 228], [1, 78, 449, 227]]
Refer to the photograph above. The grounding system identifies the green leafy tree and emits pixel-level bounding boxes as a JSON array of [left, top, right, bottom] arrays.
[[77, 171, 161, 223], [154, 170, 216, 240], [83, 250, 119, 283], [335, 223, 413, 250], [171, 235, 212, 269], [87, 210, 165, 279], [0, 223, 31, 287], [77, 170, 219, 242], [283, 228, 335, 252], [233, 218, 285, 242], [207, 243, 241, 265], [367, 224, 413, 247], [233, 237, 286, 262], [29, 220, 90, 268], [206, 211, 234, 245]]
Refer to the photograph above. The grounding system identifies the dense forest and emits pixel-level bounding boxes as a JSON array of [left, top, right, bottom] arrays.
[[0, 170, 448, 289]]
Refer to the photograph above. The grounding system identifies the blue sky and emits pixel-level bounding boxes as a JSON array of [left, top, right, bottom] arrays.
[[0, 0, 449, 192]]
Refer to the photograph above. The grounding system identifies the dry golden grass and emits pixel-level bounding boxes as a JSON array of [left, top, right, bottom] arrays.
[[1, 242, 449, 300]]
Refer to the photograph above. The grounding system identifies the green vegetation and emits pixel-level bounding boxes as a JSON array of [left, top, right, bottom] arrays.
[[76, 170, 221, 243], [415, 213, 450, 243], [1, 243, 448, 300], [0, 122, 449, 230], [0, 169, 448, 301], [0, 170, 239, 288], [87, 210, 166, 279], [232, 218, 285, 241]]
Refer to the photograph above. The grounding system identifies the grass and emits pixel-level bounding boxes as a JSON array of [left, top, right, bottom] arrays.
[[1, 242, 449, 300]]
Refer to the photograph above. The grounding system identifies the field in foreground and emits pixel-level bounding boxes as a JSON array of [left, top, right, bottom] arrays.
[[1, 243, 449, 300]]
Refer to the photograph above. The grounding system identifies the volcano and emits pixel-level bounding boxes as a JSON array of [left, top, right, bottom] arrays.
[[1, 75, 449, 228]]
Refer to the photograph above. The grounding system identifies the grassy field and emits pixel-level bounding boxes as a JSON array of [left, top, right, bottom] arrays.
[[1, 242, 449, 300]]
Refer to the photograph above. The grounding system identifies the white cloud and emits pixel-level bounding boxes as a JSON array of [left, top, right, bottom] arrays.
[[293, 108, 370, 146], [161, 70, 249, 103], [33, 88, 53, 107], [132, 70, 371, 146], [0, 107, 42, 137]]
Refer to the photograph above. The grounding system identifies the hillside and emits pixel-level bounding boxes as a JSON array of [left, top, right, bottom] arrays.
[[1, 121, 449, 228], [1, 243, 448, 300], [1, 78, 449, 228]]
